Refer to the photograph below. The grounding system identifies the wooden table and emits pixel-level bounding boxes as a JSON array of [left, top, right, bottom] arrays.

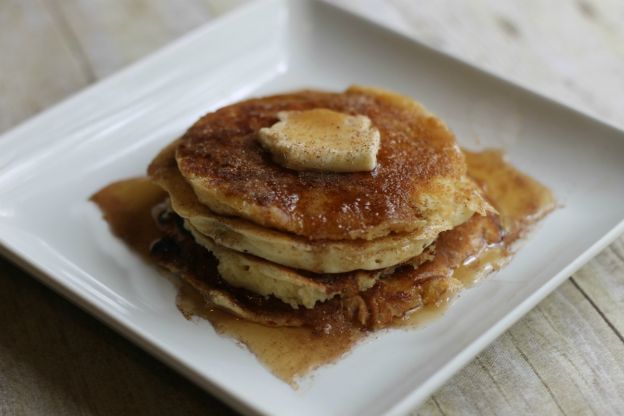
[[2, 1, 623, 414]]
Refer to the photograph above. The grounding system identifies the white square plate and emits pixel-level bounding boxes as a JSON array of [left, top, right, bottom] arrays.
[[1, 1, 623, 415]]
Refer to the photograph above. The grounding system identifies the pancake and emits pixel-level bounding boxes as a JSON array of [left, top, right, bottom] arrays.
[[151, 206, 503, 332], [154, 203, 433, 309], [175, 86, 491, 241], [186, 220, 381, 309], [186, 221, 436, 309], [149, 142, 447, 273]]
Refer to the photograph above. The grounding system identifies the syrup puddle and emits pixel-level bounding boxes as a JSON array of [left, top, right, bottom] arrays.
[[91, 150, 555, 385], [176, 284, 362, 385]]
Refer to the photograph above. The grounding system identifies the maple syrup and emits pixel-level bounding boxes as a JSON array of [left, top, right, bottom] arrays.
[[91, 150, 555, 385]]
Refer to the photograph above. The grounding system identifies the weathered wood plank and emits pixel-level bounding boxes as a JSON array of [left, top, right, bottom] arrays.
[[573, 236, 624, 340], [381, 0, 624, 128], [0, 0, 90, 132], [51, 0, 248, 81], [416, 279, 624, 416], [50, 0, 214, 78]]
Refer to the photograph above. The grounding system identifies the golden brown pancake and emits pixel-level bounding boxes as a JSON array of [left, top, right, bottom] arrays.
[[151, 208, 503, 332], [149, 142, 445, 273], [175, 86, 491, 241], [185, 221, 435, 309], [152, 203, 434, 309]]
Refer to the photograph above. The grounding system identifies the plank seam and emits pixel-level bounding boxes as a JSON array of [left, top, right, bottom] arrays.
[[430, 396, 446, 416], [508, 331, 568, 416], [570, 277, 624, 345], [475, 355, 514, 409], [609, 244, 624, 264]]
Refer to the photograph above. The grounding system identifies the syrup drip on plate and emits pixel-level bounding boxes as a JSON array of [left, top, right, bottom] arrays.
[[91, 150, 555, 385]]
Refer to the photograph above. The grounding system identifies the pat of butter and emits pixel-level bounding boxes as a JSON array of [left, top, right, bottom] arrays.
[[258, 109, 380, 172]]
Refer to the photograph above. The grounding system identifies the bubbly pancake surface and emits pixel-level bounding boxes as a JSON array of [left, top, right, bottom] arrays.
[[149, 142, 445, 273], [176, 86, 489, 240]]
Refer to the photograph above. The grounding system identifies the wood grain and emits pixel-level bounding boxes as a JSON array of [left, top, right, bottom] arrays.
[[574, 239, 624, 338], [417, 278, 624, 416], [0, 0, 90, 131], [1, 1, 623, 415], [356, 0, 624, 128], [49, 0, 214, 78]]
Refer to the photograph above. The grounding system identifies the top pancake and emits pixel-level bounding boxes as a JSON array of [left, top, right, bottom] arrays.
[[176, 86, 489, 241]]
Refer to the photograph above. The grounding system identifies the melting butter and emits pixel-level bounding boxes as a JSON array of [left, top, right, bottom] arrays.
[[258, 109, 380, 172]]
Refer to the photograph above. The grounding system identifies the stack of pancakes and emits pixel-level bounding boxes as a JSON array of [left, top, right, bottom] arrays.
[[148, 86, 503, 333]]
